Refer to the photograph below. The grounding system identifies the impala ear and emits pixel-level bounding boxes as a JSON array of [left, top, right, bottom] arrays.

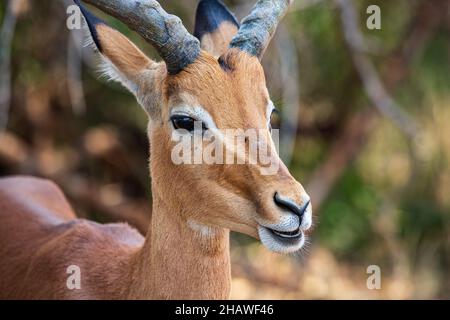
[[194, 0, 239, 57], [75, 0, 163, 118]]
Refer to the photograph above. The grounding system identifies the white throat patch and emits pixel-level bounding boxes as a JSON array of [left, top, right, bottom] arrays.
[[187, 219, 216, 237]]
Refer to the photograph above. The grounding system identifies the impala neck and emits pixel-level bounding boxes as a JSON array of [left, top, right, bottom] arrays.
[[129, 189, 231, 299]]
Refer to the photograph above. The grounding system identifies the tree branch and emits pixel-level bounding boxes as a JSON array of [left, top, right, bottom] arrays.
[[0, 1, 25, 131], [335, 0, 419, 140]]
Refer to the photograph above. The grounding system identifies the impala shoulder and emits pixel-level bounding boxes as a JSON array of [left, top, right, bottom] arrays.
[[0, 175, 76, 221], [0, 176, 66, 206], [0, 176, 61, 194], [97, 222, 145, 247], [57, 219, 145, 249]]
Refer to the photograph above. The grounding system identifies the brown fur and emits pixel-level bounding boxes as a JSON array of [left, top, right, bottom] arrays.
[[0, 22, 308, 299]]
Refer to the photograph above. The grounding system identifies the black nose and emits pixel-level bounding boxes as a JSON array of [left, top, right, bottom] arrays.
[[274, 192, 310, 220]]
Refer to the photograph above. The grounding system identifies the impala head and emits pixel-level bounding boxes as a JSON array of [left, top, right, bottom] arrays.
[[76, 0, 312, 253]]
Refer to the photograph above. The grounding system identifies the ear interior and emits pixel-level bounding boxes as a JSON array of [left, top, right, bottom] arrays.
[[194, 0, 239, 57], [74, 0, 164, 120], [95, 25, 152, 79], [76, 0, 153, 93]]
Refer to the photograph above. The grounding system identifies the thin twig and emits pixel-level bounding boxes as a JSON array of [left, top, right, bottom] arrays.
[[63, 0, 87, 114], [0, 1, 19, 132], [308, 0, 444, 210], [335, 0, 419, 139], [306, 108, 377, 208]]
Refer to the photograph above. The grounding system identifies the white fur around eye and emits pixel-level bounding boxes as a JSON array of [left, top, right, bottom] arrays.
[[170, 106, 218, 131]]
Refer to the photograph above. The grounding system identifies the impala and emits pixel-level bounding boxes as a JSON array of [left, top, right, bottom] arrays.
[[0, 0, 312, 299]]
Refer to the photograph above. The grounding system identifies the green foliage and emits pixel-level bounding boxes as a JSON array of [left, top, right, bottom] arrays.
[[416, 32, 450, 94], [318, 167, 379, 256], [1, 0, 449, 298]]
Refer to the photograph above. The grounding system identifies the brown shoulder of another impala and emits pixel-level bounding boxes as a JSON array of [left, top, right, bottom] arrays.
[[0, 0, 313, 300]]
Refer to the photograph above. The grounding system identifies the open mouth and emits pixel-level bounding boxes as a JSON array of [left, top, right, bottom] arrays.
[[258, 225, 305, 253], [269, 227, 302, 239]]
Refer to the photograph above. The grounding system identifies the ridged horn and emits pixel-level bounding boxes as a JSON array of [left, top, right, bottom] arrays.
[[229, 0, 293, 59], [81, 0, 201, 74]]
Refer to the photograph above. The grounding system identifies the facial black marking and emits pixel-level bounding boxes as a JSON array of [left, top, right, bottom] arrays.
[[74, 0, 106, 52], [194, 0, 240, 41], [218, 55, 233, 72]]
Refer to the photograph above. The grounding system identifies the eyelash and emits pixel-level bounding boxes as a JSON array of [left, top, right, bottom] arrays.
[[170, 115, 207, 132]]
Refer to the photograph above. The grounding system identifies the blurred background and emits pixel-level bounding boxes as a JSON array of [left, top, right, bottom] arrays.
[[0, 0, 449, 299]]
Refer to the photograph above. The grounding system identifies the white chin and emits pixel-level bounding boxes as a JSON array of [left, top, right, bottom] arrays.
[[258, 226, 305, 254]]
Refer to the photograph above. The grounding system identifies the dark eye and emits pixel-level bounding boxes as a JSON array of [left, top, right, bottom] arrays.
[[270, 108, 280, 131], [171, 115, 195, 131], [170, 115, 208, 132]]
